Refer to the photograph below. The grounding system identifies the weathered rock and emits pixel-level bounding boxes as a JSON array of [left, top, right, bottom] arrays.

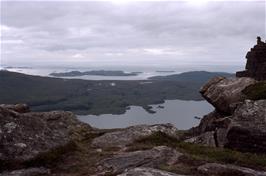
[[200, 76, 256, 114], [198, 163, 266, 176], [225, 100, 266, 153], [97, 146, 183, 175], [0, 105, 91, 169], [92, 124, 179, 149], [185, 131, 216, 147], [0, 167, 50, 176], [118, 167, 186, 176], [236, 36, 266, 81]]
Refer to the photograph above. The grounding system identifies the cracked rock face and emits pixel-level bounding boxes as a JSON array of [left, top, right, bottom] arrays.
[[97, 146, 183, 175], [200, 76, 256, 114], [226, 100, 266, 153], [0, 105, 91, 167], [92, 124, 179, 149]]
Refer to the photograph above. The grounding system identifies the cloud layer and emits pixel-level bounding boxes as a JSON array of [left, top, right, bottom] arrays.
[[1, 1, 265, 67]]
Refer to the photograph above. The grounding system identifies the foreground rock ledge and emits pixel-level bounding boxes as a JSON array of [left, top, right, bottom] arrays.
[[97, 146, 183, 175], [0, 167, 50, 176], [198, 163, 266, 176], [0, 104, 91, 168]]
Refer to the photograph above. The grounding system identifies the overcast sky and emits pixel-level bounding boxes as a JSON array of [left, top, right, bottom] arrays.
[[1, 1, 265, 68]]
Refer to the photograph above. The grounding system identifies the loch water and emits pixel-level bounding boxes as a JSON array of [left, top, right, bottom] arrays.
[[78, 100, 213, 130]]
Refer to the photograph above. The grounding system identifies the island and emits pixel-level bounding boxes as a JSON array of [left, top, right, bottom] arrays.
[[50, 70, 142, 77]]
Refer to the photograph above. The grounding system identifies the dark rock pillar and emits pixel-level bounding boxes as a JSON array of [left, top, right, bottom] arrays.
[[236, 37, 266, 80]]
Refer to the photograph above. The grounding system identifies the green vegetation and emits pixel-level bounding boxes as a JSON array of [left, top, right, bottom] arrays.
[[25, 141, 77, 168], [242, 82, 266, 100], [0, 71, 232, 115], [127, 132, 266, 170]]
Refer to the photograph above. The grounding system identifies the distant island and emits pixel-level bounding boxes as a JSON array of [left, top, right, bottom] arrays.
[[50, 70, 142, 77], [156, 70, 175, 73], [5, 66, 32, 69]]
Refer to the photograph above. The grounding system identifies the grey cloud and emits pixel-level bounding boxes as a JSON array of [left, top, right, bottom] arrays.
[[1, 1, 265, 67]]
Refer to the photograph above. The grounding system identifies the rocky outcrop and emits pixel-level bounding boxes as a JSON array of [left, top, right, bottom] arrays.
[[236, 36, 266, 81], [92, 124, 179, 149], [198, 163, 266, 176], [0, 104, 91, 170], [200, 76, 256, 114], [97, 146, 183, 175], [118, 167, 186, 176], [188, 67, 266, 153], [195, 38, 266, 151]]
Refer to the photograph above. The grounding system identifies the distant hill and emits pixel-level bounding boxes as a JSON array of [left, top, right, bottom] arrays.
[[0, 70, 233, 115], [149, 71, 234, 82]]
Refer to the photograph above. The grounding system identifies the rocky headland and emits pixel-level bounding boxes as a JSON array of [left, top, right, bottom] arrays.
[[1, 37, 266, 175]]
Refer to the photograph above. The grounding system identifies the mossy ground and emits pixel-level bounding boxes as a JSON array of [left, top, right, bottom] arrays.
[[19, 126, 117, 175], [243, 81, 266, 100], [127, 132, 266, 172]]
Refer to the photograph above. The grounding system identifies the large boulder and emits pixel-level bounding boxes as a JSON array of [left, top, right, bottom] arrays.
[[97, 146, 183, 175], [0, 105, 91, 170], [225, 100, 266, 153], [200, 76, 256, 114], [92, 124, 179, 149]]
